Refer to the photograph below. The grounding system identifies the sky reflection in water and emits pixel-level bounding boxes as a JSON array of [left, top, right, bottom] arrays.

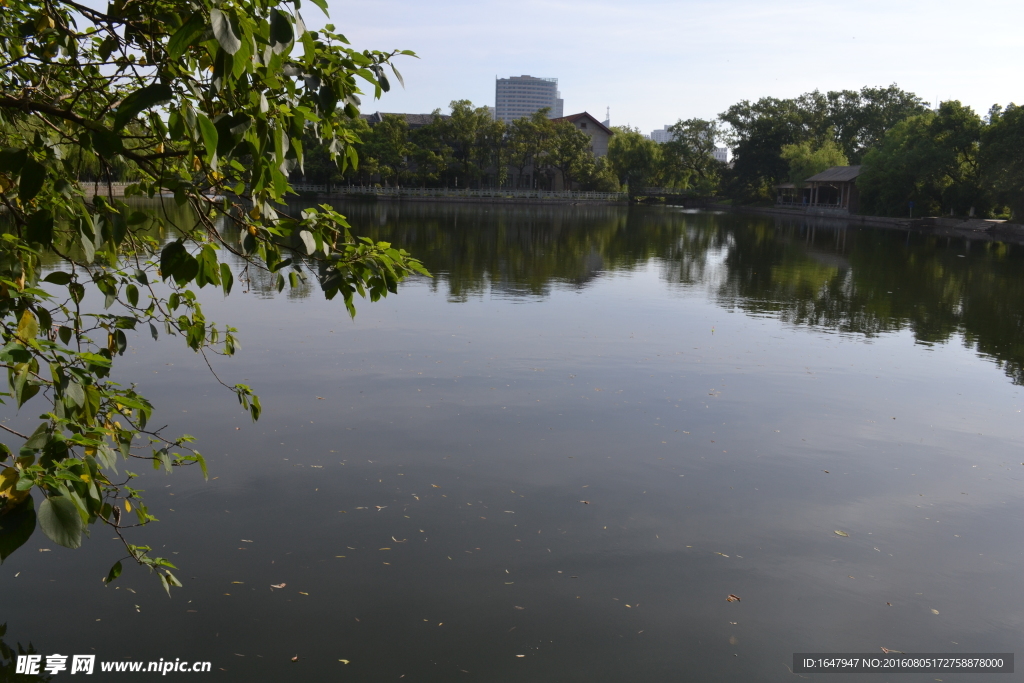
[[2, 204, 1023, 682]]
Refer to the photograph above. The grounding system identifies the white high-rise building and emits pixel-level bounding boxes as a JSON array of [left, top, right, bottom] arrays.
[[495, 75, 563, 124], [649, 125, 674, 143]]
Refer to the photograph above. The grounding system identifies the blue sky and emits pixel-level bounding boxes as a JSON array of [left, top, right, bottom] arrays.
[[320, 0, 1021, 134]]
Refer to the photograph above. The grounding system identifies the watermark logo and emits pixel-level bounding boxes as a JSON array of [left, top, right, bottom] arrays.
[[16, 655, 211, 675]]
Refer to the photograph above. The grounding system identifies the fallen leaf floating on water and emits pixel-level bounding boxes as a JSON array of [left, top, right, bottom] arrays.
[[290, 656, 299, 663], [714, 552, 730, 557], [316, 396, 324, 400], [834, 530, 849, 537], [270, 583, 286, 589], [516, 655, 525, 658], [931, 609, 940, 615], [514, 606, 525, 610], [880, 647, 905, 654], [579, 500, 590, 505], [726, 594, 741, 602], [339, 659, 350, 664]]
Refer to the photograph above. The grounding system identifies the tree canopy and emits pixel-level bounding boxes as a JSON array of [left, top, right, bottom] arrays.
[[607, 126, 662, 194], [0, 0, 427, 589], [858, 101, 989, 217], [780, 139, 849, 186], [718, 85, 927, 202], [661, 118, 727, 194]]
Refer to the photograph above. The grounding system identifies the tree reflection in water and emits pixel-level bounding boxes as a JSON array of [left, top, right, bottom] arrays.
[[322, 201, 1024, 385]]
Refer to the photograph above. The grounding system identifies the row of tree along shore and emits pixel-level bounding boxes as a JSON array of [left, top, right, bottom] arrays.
[[296, 85, 1021, 221]]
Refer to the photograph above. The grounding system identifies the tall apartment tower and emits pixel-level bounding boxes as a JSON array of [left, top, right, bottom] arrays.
[[495, 75, 563, 124]]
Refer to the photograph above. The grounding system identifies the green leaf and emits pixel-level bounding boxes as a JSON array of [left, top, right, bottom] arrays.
[[79, 229, 95, 263], [127, 211, 149, 226], [18, 158, 45, 201], [0, 148, 27, 174], [103, 560, 123, 585], [269, 9, 293, 54], [196, 112, 219, 167], [43, 271, 72, 285], [220, 263, 233, 295], [65, 381, 85, 408], [298, 230, 316, 255], [90, 128, 123, 158], [210, 9, 241, 54], [0, 496, 36, 563], [114, 83, 174, 131], [69, 282, 86, 303], [26, 209, 53, 246], [38, 494, 83, 549], [160, 240, 199, 286], [167, 13, 205, 60], [166, 569, 182, 588], [95, 444, 117, 472], [214, 114, 251, 158]]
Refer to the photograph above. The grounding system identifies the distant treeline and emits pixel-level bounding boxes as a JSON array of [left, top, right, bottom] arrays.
[[301, 85, 1023, 220], [300, 101, 620, 192]]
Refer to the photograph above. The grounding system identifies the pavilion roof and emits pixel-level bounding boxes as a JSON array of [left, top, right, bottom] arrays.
[[804, 165, 863, 182]]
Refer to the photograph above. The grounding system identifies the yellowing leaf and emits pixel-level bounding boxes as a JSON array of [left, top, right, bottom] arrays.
[[17, 310, 39, 340], [124, 499, 132, 513], [834, 530, 849, 537]]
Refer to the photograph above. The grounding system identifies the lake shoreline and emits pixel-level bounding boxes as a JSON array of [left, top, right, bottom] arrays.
[[709, 202, 1024, 244]]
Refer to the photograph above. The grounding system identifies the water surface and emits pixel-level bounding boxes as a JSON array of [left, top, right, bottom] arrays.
[[3, 204, 1023, 682]]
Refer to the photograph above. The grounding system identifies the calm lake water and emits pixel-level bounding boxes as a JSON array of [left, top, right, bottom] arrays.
[[3, 203, 1024, 682]]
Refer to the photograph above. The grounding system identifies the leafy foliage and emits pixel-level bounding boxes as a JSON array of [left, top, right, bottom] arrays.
[[981, 104, 1024, 219], [780, 139, 849, 186], [301, 104, 619, 192], [0, 0, 426, 589], [607, 127, 662, 195], [858, 102, 987, 217], [548, 121, 595, 190], [661, 118, 727, 194], [718, 85, 926, 203]]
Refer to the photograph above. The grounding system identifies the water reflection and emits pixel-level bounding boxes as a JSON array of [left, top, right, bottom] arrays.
[[11, 196, 1022, 382], [314, 202, 1024, 385], [4, 201, 1024, 682], [0, 625, 48, 682]]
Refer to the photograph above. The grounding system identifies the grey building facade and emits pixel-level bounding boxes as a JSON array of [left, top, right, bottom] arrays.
[[495, 75, 563, 124]]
